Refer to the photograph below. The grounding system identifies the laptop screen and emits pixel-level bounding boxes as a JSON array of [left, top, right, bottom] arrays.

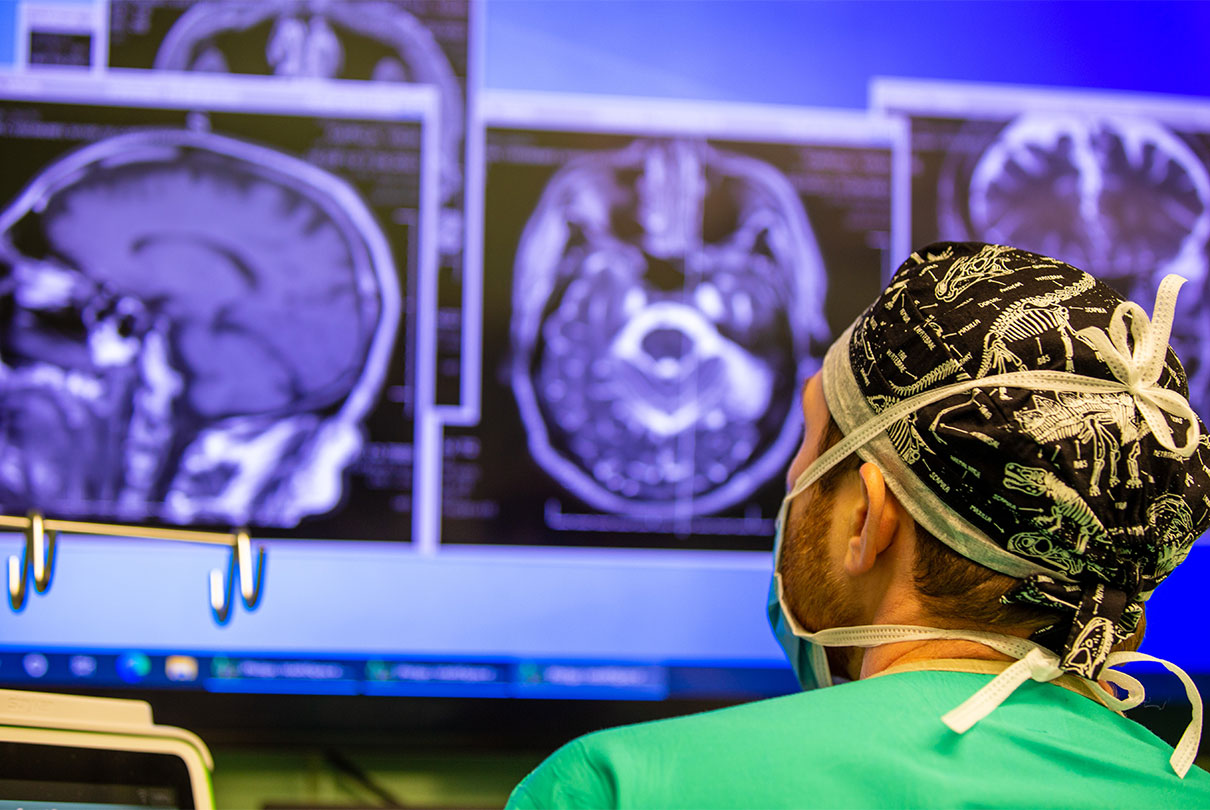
[[0, 742, 193, 810]]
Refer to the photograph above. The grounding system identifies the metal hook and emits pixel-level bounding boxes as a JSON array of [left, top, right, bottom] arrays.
[[7, 511, 57, 611], [29, 511, 57, 594], [209, 530, 265, 625], [8, 542, 29, 613]]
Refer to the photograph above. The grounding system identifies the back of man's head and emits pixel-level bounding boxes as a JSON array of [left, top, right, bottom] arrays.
[[818, 241, 1210, 680]]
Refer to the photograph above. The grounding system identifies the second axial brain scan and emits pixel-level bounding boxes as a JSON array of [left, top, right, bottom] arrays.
[[942, 113, 1210, 404], [0, 129, 399, 527], [511, 138, 827, 518], [153, 0, 464, 204]]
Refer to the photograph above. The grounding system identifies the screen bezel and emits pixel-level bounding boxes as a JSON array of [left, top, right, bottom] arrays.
[[0, 739, 196, 809]]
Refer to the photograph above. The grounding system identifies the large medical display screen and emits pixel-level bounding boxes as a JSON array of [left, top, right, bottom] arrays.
[[106, 0, 478, 408], [0, 73, 436, 541], [874, 80, 1210, 414], [3, 4, 1208, 710], [439, 95, 897, 551]]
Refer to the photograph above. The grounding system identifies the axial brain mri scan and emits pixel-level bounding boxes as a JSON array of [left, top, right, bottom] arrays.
[[0, 129, 399, 528], [511, 138, 827, 518], [151, 0, 463, 205], [941, 113, 1210, 405]]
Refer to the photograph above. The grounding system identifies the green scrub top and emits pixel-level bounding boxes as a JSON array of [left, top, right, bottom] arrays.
[[507, 662, 1210, 809]]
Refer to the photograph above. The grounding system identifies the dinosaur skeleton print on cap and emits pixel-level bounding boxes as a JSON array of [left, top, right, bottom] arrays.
[[801, 242, 1210, 681]]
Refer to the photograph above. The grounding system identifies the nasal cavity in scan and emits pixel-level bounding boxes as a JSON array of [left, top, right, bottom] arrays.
[[642, 255, 687, 291]]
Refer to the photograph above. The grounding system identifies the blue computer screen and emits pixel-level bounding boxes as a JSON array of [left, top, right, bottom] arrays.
[[0, 0, 1206, 708]]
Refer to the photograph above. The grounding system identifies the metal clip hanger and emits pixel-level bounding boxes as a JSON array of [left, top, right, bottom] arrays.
[[2, 512, 265, 625], [209, 530, 266, 625], [6, 512, 56, 611]]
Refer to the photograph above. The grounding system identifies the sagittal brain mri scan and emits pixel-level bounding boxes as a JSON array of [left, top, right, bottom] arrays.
[[511, 138, 827, 518], [153, 0, 463, 206], [940, 113, 1210, 403], [0, 129, 399, 527]]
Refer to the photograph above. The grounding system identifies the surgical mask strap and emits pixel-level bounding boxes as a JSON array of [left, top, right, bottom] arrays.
[[783, 623, 1042, 658], [788, 274, 1199, 503]]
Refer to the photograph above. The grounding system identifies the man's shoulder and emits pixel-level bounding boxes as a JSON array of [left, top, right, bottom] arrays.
[[507, 669, 1210, 809], [568, 668, 1013, 765], [506, 674, 949, 809], [585, 674, 901, 746]]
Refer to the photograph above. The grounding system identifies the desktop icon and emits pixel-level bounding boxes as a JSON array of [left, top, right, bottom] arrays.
[[517, 662, 542, 685], [211, 657, 239, 680], [22, 653, 48, 679], [69, 655, 98, 678], [165, 655, 199, 683], [116, 652, 152, 684]]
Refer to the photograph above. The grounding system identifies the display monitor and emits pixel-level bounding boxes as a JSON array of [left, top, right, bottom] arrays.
[[0, 53, 1207, 751]]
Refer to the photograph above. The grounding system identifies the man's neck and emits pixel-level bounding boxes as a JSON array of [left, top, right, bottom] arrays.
[[858, 637, 1021, 680]]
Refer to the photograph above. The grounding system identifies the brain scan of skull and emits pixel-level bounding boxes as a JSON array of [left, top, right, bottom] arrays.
[[511, 138, 827, 518], [941, 113, 1210, 402], [153, 0, 464, 204], [0, 129, 399, 527]]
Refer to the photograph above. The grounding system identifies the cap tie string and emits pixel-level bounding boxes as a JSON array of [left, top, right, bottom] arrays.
[[941, 647, 1062, 734], [785, 623, 1201, 777], [939, 645, 1200, 778], [1075, 274, 1199, 457]]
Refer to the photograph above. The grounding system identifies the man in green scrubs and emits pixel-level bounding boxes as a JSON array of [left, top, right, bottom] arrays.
[[508, 243, 1210, 808]]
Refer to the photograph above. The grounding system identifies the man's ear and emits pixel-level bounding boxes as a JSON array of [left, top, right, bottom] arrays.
[[844, 463, 901, 576]]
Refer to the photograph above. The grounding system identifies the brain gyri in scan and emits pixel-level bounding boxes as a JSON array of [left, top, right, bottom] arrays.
[[510, 138, 827, 518], [940, 113, 1210, 402], [151, 0, 463, 207], [0, 129, 399, 528]]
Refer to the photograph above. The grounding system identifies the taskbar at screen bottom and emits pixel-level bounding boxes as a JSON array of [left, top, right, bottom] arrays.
[[0, 649, 798, 701]]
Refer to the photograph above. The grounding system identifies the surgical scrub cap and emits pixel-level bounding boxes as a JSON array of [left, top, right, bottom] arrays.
[[819, 241, 1210, 680]]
